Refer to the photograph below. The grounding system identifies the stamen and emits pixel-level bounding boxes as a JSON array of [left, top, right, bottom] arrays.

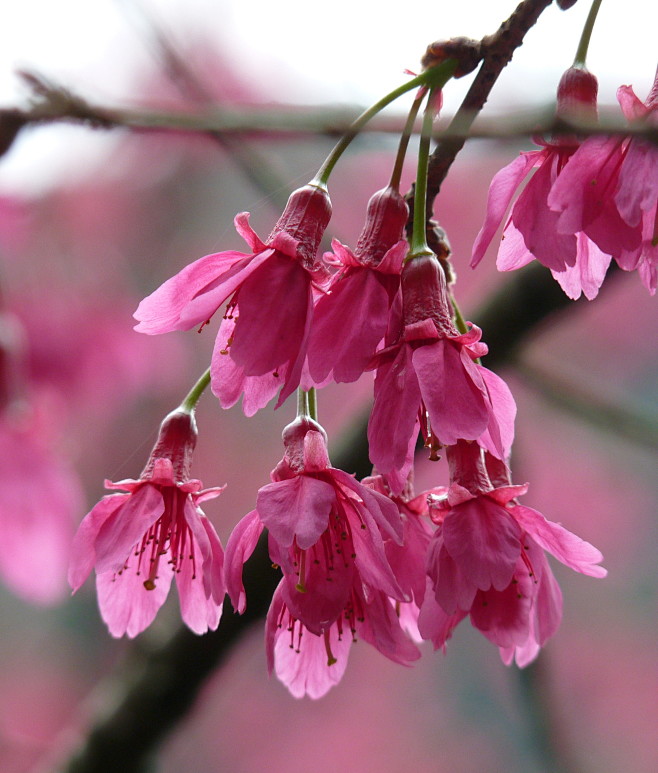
[[324, 631, 337, 666], [295, 550, 307, 593]]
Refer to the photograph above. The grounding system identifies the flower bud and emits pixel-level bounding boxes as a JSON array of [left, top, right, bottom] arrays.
[[556, 65, 599, 121], [267, 184, 332, 267], [141, 409, 198, 482], [354, 186, 409, 265]]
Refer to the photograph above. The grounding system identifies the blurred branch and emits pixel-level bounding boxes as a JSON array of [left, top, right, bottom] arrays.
[[3, 71, 656, 161], [427, 0, 558, 204]]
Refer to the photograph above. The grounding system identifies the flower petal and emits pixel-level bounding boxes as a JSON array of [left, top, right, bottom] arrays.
[[443, 498, 522, 591], [94, 485, 165, 575], [512, 505, 607, 577], [256, 476, 335, 550], [471, 151, 541, 267]]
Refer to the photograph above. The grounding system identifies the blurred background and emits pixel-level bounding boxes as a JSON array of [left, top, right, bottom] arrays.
[[0, 1, 656, 772]]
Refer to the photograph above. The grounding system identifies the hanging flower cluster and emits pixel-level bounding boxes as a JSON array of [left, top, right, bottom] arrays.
[[68, 27, 658, 702], [472, 64, 658, 299]]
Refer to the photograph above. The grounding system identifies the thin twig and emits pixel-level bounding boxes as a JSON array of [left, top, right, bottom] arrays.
[[4, 70, 656, 161]]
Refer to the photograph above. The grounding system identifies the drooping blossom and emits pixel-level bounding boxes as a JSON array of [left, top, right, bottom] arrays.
[[418, 441, 606, 665], [367, 253, 515, 485], [306, 186, 408, 386], [549, 68, 658, 294], [363, 471, 439, 640], [225, 416, 420, 698], [134, 184, 332, 414], [69, 408, 225, 638], [471, 65, 617, 300]]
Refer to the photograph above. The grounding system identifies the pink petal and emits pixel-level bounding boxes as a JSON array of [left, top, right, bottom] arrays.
[[256, 476, 335, 549], [177, 249, 274, 330], [302, 430, 331, 472], [308, 268, 392, 384], [332, 469, 404, 543], [615, 139, 658, 227], [376, 240, 408, 275], [96, 560, 174, 638], [496, 220, 535, 271], [224, 510, 264, 613], [471, 151, 541, 267], [279, 560, 352, 635], [511, 149, 577, 270], [176, 514, 224, 635], [549, 136, 621, 233], [350, 505, 405, 601], [417, 584, 467, 651], [478, 366, 516, 459], [273, 620, 351, 700], [616, 84, 648, 121], [356, 589, 421, 665], [199, 515, 226, 603], [133, 250, 251, 334], [550, 232, 611, 300], [229, 255, 311, 376], [273, 288, 315, 410], [470, 570, 533, 648], [534, 554, 563, 645], [430, 540, 478, 614], [511, 505, 606, 577], [68, 494, 130, 592], [500, 633, 540, 668], [413, 340, 490, 446], [211, 317, 282, 415], [443, 498, 522, 591], [94, 485, 165, 574], [234, 211, 267, 252], [368, 344, 422, 474]]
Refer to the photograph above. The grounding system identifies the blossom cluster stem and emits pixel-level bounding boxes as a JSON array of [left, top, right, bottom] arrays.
[[296, 387, 318, 422], [408, 88, 439, 259], [180, 367, 211, 413], [313, 60, 456, 188], [573, 0, 604, 66], [389, 91, 425, 191], [450, 294, 469, 336]]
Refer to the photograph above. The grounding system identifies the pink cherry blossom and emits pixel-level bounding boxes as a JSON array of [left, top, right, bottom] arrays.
[[306, 186, 408, 386], [549, 69, 658, 293], [69, 409, 225, 638], [363, 471, 439, 641], [368, 254, 515, 482], [419, 442, 606, 665], [225, 416, 420, 698], [471, 65, 618, 300], [134, 183, 332, 412]]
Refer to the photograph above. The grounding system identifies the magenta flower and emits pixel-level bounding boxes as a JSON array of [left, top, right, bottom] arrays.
[[225, 416, 420, 698], [368, 254, 515, 481], [306, 186, 408, 386], [419, 442, 606, 664], [134, 184, 332, 412], [69, 409, 225, 638], [549, 70, 658, 294], [363, 471, 439, 641], [471, 65, 618, 300]]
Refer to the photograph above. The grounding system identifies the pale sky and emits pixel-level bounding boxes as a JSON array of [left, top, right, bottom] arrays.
[[0, 0, 655, 190]]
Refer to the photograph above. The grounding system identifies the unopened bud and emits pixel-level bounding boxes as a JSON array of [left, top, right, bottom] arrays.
[[556, 65, 599, 121]]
